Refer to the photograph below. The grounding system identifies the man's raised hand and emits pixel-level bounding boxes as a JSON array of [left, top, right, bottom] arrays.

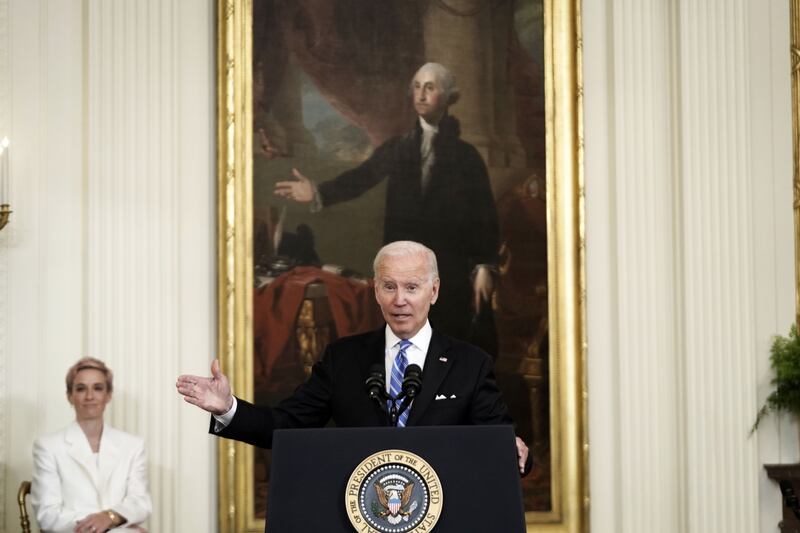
[[176, 359, 233, 415], [274, 168, 314, 203]]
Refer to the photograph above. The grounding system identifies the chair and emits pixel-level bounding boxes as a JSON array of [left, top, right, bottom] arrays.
[[18, 480, 31, 533]]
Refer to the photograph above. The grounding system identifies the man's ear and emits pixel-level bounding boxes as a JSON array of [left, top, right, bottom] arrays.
[[430, 278, 440, 305]]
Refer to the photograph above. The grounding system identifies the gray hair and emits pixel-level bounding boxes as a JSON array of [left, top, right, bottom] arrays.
[[410, 62, 461, 106], [373, 241, 439, 282]]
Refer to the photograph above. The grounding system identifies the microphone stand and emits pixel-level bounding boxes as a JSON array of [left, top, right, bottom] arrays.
[[369, 389, 394, 427], [367, 364, 422, 427], [395, 393, 412, 423], [388, 392, 415, 427], [366, 365, 393, 426], [368, 385, 412, 427], [394, 364, 422, 426], [389, 397, 399, 426]]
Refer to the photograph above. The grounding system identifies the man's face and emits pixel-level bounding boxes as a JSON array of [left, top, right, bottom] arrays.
[[412, 69, 448, 124], [374, 252, 440, 339]]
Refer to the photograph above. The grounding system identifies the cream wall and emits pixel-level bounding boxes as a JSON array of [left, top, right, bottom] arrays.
[[0, 1, 795, 533], [1, 1, 216, 532], [585, 0, 796, 532]]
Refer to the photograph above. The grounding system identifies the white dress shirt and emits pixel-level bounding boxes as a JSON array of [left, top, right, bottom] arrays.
[[383, 320, 432, 395], [419, 118, 438, 192]]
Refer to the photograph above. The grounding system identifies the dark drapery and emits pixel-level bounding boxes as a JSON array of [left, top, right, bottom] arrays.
[[253, 0, 425, 146]]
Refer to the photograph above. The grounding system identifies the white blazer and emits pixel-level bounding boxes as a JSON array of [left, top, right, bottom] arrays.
[[30, 421, 152, 533]]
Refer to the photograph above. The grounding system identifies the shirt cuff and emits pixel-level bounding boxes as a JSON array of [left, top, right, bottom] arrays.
[[309, 183, 323, 213], [212, 396, 238, 432]]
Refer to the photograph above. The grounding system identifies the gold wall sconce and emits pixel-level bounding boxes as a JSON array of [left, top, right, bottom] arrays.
[[0, 204, 9, 231]]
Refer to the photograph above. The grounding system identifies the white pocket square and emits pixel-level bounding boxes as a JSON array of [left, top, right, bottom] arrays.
[[435, 394, 457, 400]]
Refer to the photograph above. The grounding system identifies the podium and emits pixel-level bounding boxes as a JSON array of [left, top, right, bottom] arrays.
[[266, 425, 526, 532]]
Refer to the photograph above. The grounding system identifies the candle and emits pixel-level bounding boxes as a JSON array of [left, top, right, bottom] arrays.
[[1, 137, 9, 205], [0, 140, 4, 204]]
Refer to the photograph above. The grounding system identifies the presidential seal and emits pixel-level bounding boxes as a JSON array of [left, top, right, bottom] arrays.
[[345, 449, 443, 533]]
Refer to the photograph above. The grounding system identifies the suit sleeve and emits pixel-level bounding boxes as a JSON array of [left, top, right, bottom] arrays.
[[317, 140, 397, 207], [31, 437, 80, 532], [213, 345, 336, 448], [462, 145, 499, 269], [468, 353, 514, 426], [113, 438, 152, 526]]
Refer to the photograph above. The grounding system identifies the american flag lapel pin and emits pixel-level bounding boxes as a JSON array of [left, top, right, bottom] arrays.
[[438, 355, 448, 362]]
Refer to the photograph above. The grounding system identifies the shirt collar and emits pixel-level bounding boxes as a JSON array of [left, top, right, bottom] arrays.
[[419, 116, 439, 134], [384, 322, 431, 387], [384, 321, 432, 355]]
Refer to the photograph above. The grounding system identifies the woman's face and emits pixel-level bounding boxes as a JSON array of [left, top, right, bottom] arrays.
[[68, 368, 111, 421]]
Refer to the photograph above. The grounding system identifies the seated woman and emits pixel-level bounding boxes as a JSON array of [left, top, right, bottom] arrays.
[[30, 357, 152, 532]]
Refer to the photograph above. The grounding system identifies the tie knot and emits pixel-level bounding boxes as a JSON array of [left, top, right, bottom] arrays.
[[397, 339, 412, 352]]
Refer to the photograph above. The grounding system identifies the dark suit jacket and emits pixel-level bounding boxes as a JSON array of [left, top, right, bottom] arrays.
[[214, 327, 514, 449], [317, 116, 499, 342]]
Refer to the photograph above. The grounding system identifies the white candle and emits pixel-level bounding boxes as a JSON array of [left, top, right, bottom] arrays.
[[1, 137, 9, 205], [0, 141, 4, 204]]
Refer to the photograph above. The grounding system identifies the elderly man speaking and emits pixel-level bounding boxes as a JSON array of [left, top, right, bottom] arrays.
[[177, 241, 529, 473]]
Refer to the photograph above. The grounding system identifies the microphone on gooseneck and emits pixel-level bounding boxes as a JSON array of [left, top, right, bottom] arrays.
[[365, 364, 387, 401], [395, 364, 423, 424], [402, 364, 423, 399]]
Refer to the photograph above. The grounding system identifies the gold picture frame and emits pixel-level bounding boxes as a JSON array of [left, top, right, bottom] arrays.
[[792, 0, 800, 328], [216, 0, 586, 531]]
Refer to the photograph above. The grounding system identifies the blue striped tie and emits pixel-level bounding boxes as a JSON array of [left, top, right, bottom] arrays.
[[388, 339, 412, 427]]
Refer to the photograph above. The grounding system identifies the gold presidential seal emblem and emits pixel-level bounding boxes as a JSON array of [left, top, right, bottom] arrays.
[[345, 449, 443, 533]]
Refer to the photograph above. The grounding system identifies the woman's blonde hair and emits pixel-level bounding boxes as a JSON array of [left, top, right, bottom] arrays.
[[65, 357, 114, 393]]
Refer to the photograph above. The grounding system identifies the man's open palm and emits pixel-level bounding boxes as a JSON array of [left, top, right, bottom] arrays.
[[176, 359, 233, 415]]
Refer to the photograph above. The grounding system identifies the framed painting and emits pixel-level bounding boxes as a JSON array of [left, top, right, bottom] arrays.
[[793, 0, 800, 326], [216, 1, 586, 532]]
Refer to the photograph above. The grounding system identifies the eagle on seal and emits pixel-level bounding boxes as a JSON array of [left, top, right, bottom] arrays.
[[374, 481, 415, 521]]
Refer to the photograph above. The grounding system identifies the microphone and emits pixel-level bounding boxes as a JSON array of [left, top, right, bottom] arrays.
[[394, 364, 423, 425], [365, 364, 386, 401], [402, 364, 423, 399]]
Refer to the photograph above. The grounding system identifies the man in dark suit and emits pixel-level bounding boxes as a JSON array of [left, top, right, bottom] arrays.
[[176, 241, 529, 473], [274, 63, 499, 354]]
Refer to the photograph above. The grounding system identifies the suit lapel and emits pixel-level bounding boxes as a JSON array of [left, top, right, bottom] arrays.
[[357, 327, 387, 374], [399, 126, 423, 201], [360, 327, 390, 423], [406, 331, 453, 426], [65, 421, 99, 490]]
